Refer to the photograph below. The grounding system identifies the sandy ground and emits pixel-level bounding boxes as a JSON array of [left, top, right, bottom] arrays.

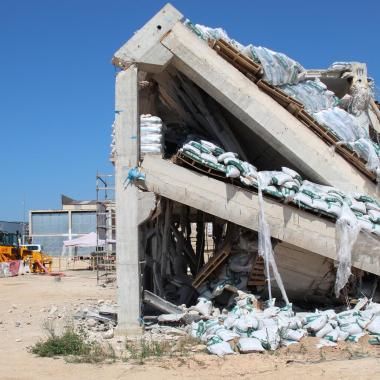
[[1, 271, 380, 380]]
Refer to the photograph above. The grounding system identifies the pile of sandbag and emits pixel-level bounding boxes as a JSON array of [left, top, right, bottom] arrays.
[[188, 292, 302, 356], [178, 139, 380, 236], [298, 298, 380, 345], [179, 140, 258, 183], [140, 114, 164, 156], [184, 21, 380, 176], [155, 293, 380, 356]]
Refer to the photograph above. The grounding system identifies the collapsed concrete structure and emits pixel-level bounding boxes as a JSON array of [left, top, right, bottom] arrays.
[[111, 4, 380, 333]]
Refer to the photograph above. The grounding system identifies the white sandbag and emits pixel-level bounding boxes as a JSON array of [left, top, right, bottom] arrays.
[[217, 328, 240, 342], [349, 198, 367, 214], [316, 339, 337, 348], [278, 316, 302, 330], [200, 152, 218, 164], [226, 165, 241, 178], [366, 202, 380, 212], [263, 306, 280, 318], [258, 318, 278, 328], [200, 140, 223, 153], [282, 329, 305, 342], [305, 315, 328, 332], [320, 309, 337, 320], [140, 114, 162, 123], [251, 327, 281, 350], [324, 328, 339, 342], [339, 322, 363, 335], [366, 316, 380, 334], [366, 302, 380, 315], [360, 309, 374, 320], [141, 143, 162, 154], [233, 318, 251, 337], [368, 209, 380, 223], [270, 172, 293, 186], [316, 323, 333, 338], [281, 167, 302, 181], [140, 125, 162, 134], [182, 143, 201, 156], [190, 321, 206, 338], [237, 337, 265, 353], [241, 161, 258, 176], [337, 328, 349, 342], [357, 317, 371, 329], [193, 298, 213, 316], [217, 152, 237, 162], [223, 314, 239, 329], [141, 134, 162, 144], [207, 341, 235, 356], [188, 141, 212, 154]]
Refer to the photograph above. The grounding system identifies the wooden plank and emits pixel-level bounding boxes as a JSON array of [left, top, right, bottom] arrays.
[[192, 242, 232, 288]]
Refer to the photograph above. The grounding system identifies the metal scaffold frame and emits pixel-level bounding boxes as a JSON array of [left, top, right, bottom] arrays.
[[95, 173, 116, 285]]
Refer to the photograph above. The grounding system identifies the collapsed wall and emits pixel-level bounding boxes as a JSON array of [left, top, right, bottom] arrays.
[[112, 4, 380, 333]]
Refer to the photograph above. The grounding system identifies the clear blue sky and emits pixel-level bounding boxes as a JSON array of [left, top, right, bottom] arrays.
[[1, 0, 379, 221]]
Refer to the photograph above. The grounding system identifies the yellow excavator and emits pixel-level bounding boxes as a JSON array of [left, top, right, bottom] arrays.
[[0, 231, 52, 273]]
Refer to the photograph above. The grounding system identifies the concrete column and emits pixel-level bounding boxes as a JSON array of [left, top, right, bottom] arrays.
[[115, 65, 141, 334]]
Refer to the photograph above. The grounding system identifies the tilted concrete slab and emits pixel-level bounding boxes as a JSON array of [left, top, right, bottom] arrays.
[[113, 4, 182, 73], [141, 155, 380, 276], [159, 22, 377, 197]]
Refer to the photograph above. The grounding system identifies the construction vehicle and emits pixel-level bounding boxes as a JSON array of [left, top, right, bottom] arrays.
[[0, 230, 52, 273]]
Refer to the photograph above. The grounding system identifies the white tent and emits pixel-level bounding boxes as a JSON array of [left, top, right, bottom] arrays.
[[63, 232, 104, 248]]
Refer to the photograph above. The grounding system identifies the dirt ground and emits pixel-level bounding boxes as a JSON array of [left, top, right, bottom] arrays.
[[1, 270, 380, 380]]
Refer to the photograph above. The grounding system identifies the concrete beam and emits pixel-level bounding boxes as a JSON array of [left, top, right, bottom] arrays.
[[115, 66, 141, 335], [140, 156, 380, 276], [160, 22, 377, 197], [113, 3, 182, 73]]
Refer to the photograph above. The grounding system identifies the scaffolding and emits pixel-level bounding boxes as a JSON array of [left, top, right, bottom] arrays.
[[95, 173, 116, 285]]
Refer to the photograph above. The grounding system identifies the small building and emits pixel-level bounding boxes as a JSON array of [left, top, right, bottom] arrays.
[[0, 221, 26, 236], [29, 195, 97, 256]]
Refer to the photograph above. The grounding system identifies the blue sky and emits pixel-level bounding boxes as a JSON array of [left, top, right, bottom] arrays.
[[1, 0, 379, 221]]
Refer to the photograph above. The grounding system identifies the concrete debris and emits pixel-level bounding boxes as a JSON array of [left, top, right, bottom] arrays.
[[102, 328, 114, 339]]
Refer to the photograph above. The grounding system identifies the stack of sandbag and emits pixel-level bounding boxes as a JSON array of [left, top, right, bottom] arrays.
[[292, 180, 344, 218], [349, 193, 380, 235], [180, 140, 258, 183], [257, 167, 302, 201], [140, 114, 164, 156], [177, 140, 380, 237]]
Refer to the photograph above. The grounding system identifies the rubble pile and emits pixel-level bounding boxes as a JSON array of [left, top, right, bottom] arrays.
[[185, 22, 380, 177], [151, 292, 380, 356]]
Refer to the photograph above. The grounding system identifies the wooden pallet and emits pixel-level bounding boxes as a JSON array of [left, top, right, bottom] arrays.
[[192, 242, 232, 288], [210, 38, 377, 183], [248, 256, 266, 287], [174, 151, 239, 185], [208, 39, 262, 80]]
